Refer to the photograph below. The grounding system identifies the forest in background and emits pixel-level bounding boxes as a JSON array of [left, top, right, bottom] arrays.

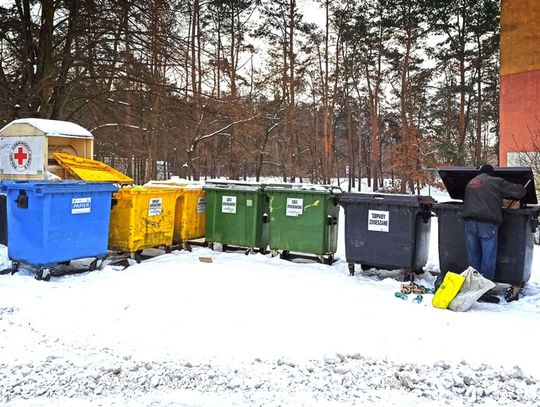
[[0, 0, 500, 190]]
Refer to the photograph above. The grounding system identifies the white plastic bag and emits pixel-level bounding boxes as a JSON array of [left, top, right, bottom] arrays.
[[448, 267, 496, 312]]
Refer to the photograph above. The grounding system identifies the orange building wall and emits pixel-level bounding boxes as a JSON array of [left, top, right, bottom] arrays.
[[499, 0, 540, 166]]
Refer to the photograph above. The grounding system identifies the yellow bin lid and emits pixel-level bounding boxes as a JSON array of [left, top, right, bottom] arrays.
[[53, 152, 133, 184]]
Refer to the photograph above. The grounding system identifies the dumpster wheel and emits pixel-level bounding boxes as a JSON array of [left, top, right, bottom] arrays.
[[504, 285, 523, 302], [348, 263, 355, 276], [132, 250, 143, 264], [11, 261, 19, 275], [324, 254, 334, 265], [35, 268, 52, 282], [88, 258, 99, 271], [0, 262, 17, 275], [402, 271, 416, 283], [280, 250, 290, 260]]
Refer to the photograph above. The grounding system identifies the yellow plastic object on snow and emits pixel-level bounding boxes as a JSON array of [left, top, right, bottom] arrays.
[[53, 152, 133, 184], [144, 180, 206, 243], [432, 272, 466, 309], [108, 186, 178, 253]]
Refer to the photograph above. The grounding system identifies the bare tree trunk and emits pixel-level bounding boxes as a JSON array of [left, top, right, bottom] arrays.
[[35, 0, 54, 116], [321, 0, 331, 183], [475, 34, 483, 166], [50, 0, 80, 119]]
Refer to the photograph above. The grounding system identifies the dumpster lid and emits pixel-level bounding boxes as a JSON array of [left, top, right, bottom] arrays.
[[340, 192, 435, 206], [204, 180, 263, 192], [117, 185, 180, 195], [264, 183, 341, 195], [144, 178, 202, 190], [438, 167, 537, 204], [1, 180, 118, 193], [53, 153, 133, 184]]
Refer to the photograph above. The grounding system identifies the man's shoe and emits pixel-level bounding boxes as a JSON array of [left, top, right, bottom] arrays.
[[478, 293, 500, 304]]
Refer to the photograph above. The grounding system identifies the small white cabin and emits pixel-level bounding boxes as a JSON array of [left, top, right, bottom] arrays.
[[0, 118, 94, 180]]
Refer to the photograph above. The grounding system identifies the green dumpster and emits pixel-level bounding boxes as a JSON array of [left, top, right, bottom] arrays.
[[265, 184, 341, 264], [203, 181, 269, 254]]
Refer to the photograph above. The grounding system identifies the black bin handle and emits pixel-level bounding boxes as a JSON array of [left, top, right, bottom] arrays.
[[15, 190, 28, 209]]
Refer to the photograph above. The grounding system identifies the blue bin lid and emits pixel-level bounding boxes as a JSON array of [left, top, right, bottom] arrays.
[[1, 180, 118, 194], [438, 167, 537, 204]]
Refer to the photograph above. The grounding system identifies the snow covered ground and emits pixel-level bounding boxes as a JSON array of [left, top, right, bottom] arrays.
[[1, 183, 540, 406]]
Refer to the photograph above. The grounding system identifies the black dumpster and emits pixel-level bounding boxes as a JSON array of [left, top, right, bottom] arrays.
[[0, 194, 6, 246], [434, 167, 539, 301], [340, 193, 435, 277]]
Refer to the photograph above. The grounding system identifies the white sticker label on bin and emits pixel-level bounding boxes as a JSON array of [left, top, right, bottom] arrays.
[[71, 197, 91, 214], [197, 197, 206, 214], [222, 196, 236, 213], [368, 210, 389, 232], [148, 198, 162, 216], [286, 198, 303, 216]]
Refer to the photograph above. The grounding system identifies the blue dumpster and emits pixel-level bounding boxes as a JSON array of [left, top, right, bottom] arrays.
[[2, 181, 117, 278], [0, 193, 6, 246]]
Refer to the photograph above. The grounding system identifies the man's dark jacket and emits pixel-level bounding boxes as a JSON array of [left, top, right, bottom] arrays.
[[463, 173, 526, 225]]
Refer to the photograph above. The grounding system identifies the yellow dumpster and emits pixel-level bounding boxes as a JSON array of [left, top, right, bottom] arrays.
[[54, 153, 178, 261], [145, 179, 206, 249], [109, 186, 178, 257]]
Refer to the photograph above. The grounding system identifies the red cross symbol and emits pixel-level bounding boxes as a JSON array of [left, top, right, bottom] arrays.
[[13, 146, 28, 166]]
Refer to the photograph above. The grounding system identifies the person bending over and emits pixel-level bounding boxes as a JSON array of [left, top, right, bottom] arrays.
[[463, 164, 526, 288]]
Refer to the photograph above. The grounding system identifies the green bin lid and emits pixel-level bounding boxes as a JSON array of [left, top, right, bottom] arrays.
[[438, 167, 537, 204], [264, 183, 341, 195], [203, 180, 263, 192]]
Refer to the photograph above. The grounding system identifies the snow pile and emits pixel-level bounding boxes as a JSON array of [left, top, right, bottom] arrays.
[[1, 346, 539, 406]]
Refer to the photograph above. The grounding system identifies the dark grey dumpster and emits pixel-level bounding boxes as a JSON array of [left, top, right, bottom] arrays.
[[434, 167, 539, 301], [340, 193, 435, 277], [0, 194, 6, 246]]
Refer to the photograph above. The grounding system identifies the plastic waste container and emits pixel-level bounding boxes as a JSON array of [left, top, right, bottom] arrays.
[[0, 193, 6, 246], [434, 167, 539, 301], [1, 180, 118, 279], [265, 184, 341, 264], [203, 181, 269, 254], [340, 192, 435, 277], [52, 152, 178, 262], [108, 186, 179, 261], [145, 179, 206, 249]]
